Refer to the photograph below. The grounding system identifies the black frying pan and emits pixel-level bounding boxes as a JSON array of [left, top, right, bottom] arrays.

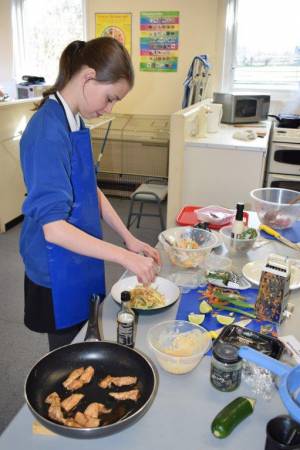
[[25, 296, 158, 439], [269, 114, 300, 128]]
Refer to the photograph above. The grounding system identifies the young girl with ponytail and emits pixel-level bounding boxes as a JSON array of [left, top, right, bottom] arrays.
[[20, 37, 160, 350]]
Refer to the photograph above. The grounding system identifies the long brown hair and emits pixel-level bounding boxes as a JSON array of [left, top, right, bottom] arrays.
[[37, 37, 134, 109]]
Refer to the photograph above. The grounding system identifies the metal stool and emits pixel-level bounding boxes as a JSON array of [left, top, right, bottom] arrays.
[[127, 179, 168, 230]]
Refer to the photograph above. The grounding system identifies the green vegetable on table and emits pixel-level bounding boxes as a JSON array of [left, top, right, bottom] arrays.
[[211, 303, 257, 319], [207, 271, 231, 285], [211, 397, 256, 439], [239, 228, 258, 240], [213, 291, 255, 310]]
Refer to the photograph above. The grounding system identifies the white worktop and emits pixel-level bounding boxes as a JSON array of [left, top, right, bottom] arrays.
[[185, 122, 272, 152]]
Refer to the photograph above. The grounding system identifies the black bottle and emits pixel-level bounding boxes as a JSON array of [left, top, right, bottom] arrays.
[[117, 291, 135, 348]]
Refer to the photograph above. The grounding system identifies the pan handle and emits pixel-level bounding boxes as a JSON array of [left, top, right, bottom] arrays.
[[84, 294, 104, 342], [239, 346, 291, 377]]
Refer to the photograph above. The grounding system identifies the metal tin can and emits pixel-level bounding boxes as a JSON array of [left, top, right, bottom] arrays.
[[210, 342, 242, 392]]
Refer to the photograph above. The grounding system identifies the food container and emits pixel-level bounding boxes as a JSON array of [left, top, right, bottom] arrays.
[[205, 254, 232, 272], [216, 325, 285, 359], [147, 320, 211, 374], [250, 188, 300, 229], [220, 225, 258, 255], [158, 226, 218, 268], [195, 205, 235, 226]]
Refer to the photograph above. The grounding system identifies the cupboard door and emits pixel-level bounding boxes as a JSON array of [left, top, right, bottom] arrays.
[[122, 141, 169, 177], [91, 139, 122, 173]]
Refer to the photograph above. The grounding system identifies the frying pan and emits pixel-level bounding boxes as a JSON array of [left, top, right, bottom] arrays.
[[25, 295, 158, 438], [239, 346, 300, 423], [269, 114, 300, 128]]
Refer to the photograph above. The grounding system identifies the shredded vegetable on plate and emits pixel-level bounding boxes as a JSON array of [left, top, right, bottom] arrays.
[[129, 286, 165, 309]]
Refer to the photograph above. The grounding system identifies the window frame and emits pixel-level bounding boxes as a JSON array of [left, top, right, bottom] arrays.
[[221, 0, 300, 100], [12, 0, 87, 84]]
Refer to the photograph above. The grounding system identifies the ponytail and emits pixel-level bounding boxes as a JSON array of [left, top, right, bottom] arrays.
[[36, 37, 134, 109]]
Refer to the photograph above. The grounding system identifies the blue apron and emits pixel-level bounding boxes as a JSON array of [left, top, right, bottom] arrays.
[[46, 94, 106, 329]]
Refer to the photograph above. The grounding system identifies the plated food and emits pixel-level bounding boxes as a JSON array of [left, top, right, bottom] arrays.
[[111, 276, 180, 311], [44, 367, 140, 428], [129, 286, 165, 309]]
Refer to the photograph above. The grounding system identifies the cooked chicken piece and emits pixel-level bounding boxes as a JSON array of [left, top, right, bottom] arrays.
[[98, 375, 137, 389], [48, 404, 65, 424], [84, 402, 111, 418], [67, 379, 85, 391], [61, 393, 84, 412], [63, 367, 85, 389], [109, 389, 140, 402], [85, 417, 100, 428], [64, 418, 82, 428], [45, 392, 61, 406], [63, 366, 95, 391], [74, 411, 89, 427], [74, 412, 100, 428], [80, 366, 94, 384]]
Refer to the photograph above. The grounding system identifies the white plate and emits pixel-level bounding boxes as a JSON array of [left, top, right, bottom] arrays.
[[111, 276, 181, 311], [242, 260, 300, 290]]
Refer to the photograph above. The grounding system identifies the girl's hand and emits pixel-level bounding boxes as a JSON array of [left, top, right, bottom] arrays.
[[125, 235, 161, 266], [121, 251, 157, 285]]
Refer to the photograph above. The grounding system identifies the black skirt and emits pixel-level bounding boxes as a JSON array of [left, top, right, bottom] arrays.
[[24, 274, 57, 333]]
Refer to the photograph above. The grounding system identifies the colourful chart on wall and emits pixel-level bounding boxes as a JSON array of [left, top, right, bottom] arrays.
[[95, 13, 132, 54], [140, 11, 179, 72]]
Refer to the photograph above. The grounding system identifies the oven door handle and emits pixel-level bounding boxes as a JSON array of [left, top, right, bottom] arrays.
[[272, 142, 300, 150], [269, 174, 300, 182]]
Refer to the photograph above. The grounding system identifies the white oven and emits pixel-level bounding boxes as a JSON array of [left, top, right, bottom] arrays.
[[266, 173, 300, 191], [268, 142, 300, 175], [265, 126, 300, 192]]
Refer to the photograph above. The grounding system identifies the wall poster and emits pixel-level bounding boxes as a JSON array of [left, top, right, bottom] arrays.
[[140, 11, 179, 72], [95, 13, 132, 54]]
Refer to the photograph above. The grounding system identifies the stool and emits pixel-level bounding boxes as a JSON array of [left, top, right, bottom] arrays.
[[127, 180, 168, 230]]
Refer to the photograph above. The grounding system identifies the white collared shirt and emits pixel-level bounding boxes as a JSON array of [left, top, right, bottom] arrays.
[[50, 92, 81, 132]]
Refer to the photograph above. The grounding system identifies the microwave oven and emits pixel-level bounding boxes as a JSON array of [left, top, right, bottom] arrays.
[[17, 83, 49, 99], [213, 92, 270, 124]]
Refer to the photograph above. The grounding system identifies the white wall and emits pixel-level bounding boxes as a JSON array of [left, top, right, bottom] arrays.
[[0, 0, 14, 96], [85, 0, 220, 115], [1, 0, 223, 113]]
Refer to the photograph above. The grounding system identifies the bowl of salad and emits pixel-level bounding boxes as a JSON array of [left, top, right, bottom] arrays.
[[220, 226, 258, 255]]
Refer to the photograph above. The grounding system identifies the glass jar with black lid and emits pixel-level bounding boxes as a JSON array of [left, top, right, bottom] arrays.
[[210, 342, 242, 392]]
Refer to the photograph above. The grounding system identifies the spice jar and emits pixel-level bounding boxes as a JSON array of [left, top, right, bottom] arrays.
[[210, 342, 242, 392]]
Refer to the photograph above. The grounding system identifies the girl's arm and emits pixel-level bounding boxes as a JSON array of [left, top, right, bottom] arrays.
[[43, 220, 157, 285], [97, 188, 161, 265]]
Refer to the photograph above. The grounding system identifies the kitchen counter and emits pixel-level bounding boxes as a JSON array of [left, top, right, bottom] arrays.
[[185, 121, 271, 152], [1, 215, 299, 450]]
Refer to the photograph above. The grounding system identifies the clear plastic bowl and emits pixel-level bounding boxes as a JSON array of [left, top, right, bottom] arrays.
[[158, 227, 218, 269], [195, 205, 235, 226], [147, 320, 211, 374], [250, 188, 300, 229], [220, 225, 258, 255]]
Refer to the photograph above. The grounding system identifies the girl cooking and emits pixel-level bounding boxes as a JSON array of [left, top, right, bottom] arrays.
[[20, 37, 160, 351]]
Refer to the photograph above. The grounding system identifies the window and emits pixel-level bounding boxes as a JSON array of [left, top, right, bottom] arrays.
[[223, 0, 300, 93], [12, 0, 85, 84]]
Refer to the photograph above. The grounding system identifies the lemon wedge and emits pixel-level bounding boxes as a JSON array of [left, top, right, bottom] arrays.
[[188, 313, 205, 325], [199, 300, 213, 314], [216, 315, 235, 326]]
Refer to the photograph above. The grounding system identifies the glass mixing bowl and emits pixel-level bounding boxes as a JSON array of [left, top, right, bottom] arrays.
[[250, 188, 300, 229], [158, 227, 218, 269]]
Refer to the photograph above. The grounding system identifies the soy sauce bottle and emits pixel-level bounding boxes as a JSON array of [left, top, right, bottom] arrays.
[[117, 291, 135, 348], [231, 202, 245, 239]]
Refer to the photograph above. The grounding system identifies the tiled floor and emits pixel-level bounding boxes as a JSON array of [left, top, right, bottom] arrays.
[[0, 196, 166, 434]]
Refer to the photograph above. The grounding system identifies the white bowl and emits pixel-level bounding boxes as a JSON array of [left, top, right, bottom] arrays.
[[220, 225, 258, 255], [147, 320, 211, 374]]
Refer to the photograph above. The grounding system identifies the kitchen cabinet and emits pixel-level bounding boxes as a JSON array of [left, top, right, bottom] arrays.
[[166, 100, 271, 227], [0, 99, 35, 232], [91, 114, 170, 189], [183, 141, 267, 209]]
